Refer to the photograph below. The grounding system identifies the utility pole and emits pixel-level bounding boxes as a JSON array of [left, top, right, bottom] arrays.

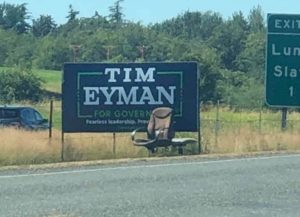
[[137, 45, 148, 60], [70, 44, 81, 62], [103, 45, 115, 61]]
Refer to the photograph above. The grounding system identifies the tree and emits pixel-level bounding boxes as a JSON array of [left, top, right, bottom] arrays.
[[145, 32, 173, 62], [80, 30, 109, 62], [33, 36, 71, 70], [66, 4, 79, 23], [248, 5, 265, 33], [151, 11, 223, 40], [181, 43, 222, 103], [0, 29, 16, 65], [32, 15, 56, 37], [109, 0, 124, 26], [217, 70, 263, 107], [4, 33, 36, 69], [209, 11, 249, 70], [235, 32, 265, 80], [118, 22, 147, 61], [0, 3, 30, 34]]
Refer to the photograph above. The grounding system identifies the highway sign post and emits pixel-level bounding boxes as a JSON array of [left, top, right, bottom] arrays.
[[266, 14, 300, 107]]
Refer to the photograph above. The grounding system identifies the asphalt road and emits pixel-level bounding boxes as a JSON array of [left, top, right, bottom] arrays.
[[0, 153, 299, 217]]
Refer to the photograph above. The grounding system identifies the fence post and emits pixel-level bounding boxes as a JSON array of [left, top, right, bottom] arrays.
[[61, 131, 65, 162], [61, 130, 65, 162], [198, 102, 202, 154], [281, 108, 287, 131], [198, 129, 202, 154], [259, 107, 262, 134], [113, 133, 116, 158], [214, 101, 220, 146], [49, 100, 53, 138]]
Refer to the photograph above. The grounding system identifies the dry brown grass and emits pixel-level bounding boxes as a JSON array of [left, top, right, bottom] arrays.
[[0, 128, 149, 166], [1, 126, 300, 166], [0, 128, 61, 165], [202, 127, 300, 154], [62, 132, 148, 161]]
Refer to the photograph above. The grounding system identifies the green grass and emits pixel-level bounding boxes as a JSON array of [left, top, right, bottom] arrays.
[[32, 68, 62, 93], [0, 67, 62, 93]]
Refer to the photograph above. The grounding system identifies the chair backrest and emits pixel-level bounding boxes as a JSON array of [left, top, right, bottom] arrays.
[[147, 107, 175, 140]]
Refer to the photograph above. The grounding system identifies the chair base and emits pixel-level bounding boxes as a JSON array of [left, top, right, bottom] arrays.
[[133, 138, 197, 155]]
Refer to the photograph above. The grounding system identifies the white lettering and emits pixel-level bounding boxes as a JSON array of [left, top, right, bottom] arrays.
[[139, 87, 157, 104], [284, 20, 290, 28], [274, 19, 300, 29], [274, 65, 282, 77], [105, 68, 120, 82], [83, 86, 176, 105], [275, 19, 282, 29], [123, 68, 132, 82], [116, 87, 141, 105], [99, 87, 118, 105], [157, 86, 176, 104], [83, 87, 99, 105], [274, 65, 298, 78], [272, 44, 281, 56], [271, 44, 300, 57], [135, 67, 155, 82]]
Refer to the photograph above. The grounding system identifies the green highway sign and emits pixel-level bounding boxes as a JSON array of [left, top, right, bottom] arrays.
[[266, 14, 300, 107]]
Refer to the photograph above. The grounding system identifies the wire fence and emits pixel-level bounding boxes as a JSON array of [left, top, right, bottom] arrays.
[[200, 104, 300, 154], [1, 100, 300, 165]]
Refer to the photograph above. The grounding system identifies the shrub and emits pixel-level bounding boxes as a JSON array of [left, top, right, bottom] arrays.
[[0, 68, 44, 103]]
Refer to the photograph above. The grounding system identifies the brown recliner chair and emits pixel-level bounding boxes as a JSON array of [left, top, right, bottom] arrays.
[[131, 107, 196, 154]]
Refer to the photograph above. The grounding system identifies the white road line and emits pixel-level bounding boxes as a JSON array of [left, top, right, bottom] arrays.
[[0, 154, 299, 179]]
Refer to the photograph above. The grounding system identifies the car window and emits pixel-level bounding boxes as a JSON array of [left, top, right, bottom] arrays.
[[0, 109, 18, 118], [21, 109, 35, 122], [34, 110, 43, 122], [21, 109, 44, 123]]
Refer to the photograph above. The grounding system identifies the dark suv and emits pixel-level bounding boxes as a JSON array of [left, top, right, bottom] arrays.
[[0, 106, 49, 130]]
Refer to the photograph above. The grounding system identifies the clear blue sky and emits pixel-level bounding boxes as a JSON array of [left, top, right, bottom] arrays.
[[2, 0, 300, 24]]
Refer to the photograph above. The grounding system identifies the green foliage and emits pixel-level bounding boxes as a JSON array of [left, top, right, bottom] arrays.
[[4, 34, 36, 69], [181, 43, 222, 103], [33, 36, 71, 70], [32, 15, 57, 37], [66, 4, 79, 23], [0, 3, 30, 34], [109, 0, 124, 26], [153, 11, 223, 40], [0, 1, 267, 106], [0, 29, 14, 65], [0, 68, 44, 103], [209, 12, 249, 70], [217, 70, 264, 107], [235, 32, 266, 80], [248, 5, 265, 33]]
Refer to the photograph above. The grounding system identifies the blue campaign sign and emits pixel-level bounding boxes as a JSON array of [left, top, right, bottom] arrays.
[[62, 62, 199, 132]]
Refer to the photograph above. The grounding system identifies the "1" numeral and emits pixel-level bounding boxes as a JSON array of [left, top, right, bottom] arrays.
[[289, 86, 294, 97]]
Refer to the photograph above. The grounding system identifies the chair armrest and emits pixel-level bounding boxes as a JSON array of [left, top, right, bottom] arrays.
[[131, 127, 146, 141]]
